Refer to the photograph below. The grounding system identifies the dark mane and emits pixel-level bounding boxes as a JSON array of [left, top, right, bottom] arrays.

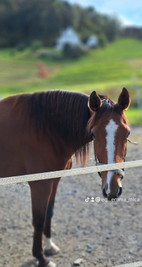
[[28, 90, 91, 146], [23, 90, 91, 165]]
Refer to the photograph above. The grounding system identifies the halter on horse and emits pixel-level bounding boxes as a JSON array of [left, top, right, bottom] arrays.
[[88, 88, 131, 200]]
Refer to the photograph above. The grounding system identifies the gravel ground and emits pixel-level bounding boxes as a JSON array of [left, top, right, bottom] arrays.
[[0, 126, 142, 267]]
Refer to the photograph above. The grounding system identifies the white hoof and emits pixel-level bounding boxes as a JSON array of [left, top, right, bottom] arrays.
[[47, 261, 56, 267], [44, 238, 60, 256]]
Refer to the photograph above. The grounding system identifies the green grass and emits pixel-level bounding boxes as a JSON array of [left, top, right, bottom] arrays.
[[127, 108, 142, 125], [0, 38, 142, 125]]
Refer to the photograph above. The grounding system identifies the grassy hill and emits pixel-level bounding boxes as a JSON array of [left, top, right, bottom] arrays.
[[0, 38, 142, 124]]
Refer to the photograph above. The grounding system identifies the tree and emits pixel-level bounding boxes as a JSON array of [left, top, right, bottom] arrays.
[[0, 0, 121, 48]]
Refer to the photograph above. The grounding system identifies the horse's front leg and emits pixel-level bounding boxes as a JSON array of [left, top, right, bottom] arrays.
[[44, 158, 72, 256], [44, 178, 60, 256], [30, 181, 56, 267]]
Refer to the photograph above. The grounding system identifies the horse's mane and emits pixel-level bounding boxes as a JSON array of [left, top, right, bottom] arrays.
[[27, 90, 91, 165], [28, 90, 89, 140]]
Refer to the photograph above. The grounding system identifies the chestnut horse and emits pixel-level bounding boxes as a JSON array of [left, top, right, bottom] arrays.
[[0, 88, 130, 267]]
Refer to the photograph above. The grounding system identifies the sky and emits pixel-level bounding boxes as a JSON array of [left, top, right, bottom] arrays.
[[66, 0, 142, 27]]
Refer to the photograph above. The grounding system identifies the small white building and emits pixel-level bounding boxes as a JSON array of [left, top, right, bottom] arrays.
[[56, 27, 82, 50], [86, 35, 98, 48]]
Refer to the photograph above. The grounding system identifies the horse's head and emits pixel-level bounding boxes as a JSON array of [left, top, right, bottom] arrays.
[[88, 88, 131, 200]]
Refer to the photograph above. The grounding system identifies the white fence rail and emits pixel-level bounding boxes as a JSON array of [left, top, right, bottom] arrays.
[[114, 261, 142, 267], [0, 160, 142, 185]]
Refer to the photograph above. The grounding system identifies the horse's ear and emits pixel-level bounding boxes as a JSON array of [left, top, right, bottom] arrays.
[[88, 91, 102, 112], [117, 88, 131, 111]]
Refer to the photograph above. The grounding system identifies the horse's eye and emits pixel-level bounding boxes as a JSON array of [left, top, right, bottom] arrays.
[[127, 131, 130, 138], [91, 130, 95, 140]]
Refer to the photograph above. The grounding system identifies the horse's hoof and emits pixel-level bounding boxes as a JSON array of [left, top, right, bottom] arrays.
[[38, 260, 56, 267], [46, 261, 56, 267], [44, 245, 60, 256]]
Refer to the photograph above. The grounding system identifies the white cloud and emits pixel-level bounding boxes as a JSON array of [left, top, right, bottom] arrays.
[[67, 0, 142, 26], [118, 15, 134, 26]]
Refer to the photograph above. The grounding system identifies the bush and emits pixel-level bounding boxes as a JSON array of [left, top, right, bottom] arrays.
[[17, 42, 27, 51], [98, 34, 107, 48], [31, 40, 43, 52], [38, 51, 62, 61], [62, 43, 87, 59]]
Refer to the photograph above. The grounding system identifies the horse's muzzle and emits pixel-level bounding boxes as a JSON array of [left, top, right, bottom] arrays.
[[103, 186, 122, 201]]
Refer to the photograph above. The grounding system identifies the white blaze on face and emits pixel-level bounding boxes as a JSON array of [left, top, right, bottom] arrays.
[[105, 119, 118, 194]]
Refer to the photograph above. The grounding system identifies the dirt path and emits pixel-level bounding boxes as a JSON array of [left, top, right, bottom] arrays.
[[0, 127, 142, 267]]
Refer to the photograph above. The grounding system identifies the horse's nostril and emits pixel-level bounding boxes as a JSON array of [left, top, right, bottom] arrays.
[[103, 188, 107, 198], [117, 187, 122, 197]]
